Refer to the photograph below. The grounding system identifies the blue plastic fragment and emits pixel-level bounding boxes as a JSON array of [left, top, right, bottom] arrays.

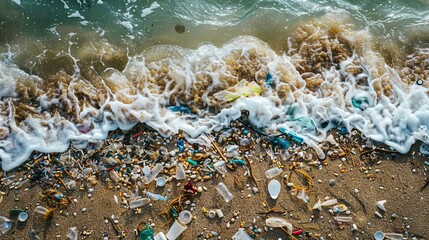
[[340, 127, 347, 135], [230, 159, 247, 165], [243, 129, 249, 135], [145, 191, 168, 201], [168, 106, 193, 114], [269, 137, 290, 149], [178, 139, 185, 153], [279, 128, 304, 144], [266, 72, 274, 87]]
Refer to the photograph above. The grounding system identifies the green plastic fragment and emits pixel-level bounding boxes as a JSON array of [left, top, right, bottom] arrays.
[[230, 159, 246, 165]]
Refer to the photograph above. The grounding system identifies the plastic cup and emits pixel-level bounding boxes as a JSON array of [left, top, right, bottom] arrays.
[[178, 210, 192, 225], [156, 177, 166, 187], [374, 231, 385, 240], [18, 212, 28, 222], [165, 220, 187, 240]]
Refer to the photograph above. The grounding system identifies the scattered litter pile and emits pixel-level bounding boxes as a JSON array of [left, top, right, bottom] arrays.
[[0, 118, 428, 239]]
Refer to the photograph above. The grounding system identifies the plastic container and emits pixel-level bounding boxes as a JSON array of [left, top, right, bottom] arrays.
[[178, 210, 192, 225], [129, 198, 150, 209], [383, 233, 404, 240], [264, 167, 282, 178], [166, 211, 192, 240], [175, 163, 186, 180], [268, 179, 281, 199], [109, 170, 120, 182], [215, 209, 224, 218], [154, 232, 167, 240], [373, 231, 385, 240], [232, 228, 252, 240], [215, 182, 233, 202]]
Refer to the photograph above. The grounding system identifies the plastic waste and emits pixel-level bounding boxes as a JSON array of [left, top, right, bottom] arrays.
[[266, 72, 274, 87], [143, 164, 164, 184], [109, 170, 120, 182], [334, 216, 352, 222], [269, 137, 290, 149], [373, 231, 385, 240], [215, 209, 224, 218], [0, 216, 12, 234], [332, 204, 348, 214], [66, 227, 78, 240], [213, 79, 261, 103], [145, 191, 168, 201], [296, 190, 310, 203], [168, 106, 193, 114], [166, 211, 192, 240], [213, 161, 227, 175], [351, 96, 369, 110], [232, 228, 252, 240], [215, 182, 233, 202], [266, 218, 293, 233], [156, 177, 166, 187], [224, 145, 239, 158], [264, 167, 282, 178], [154, 232, 167, 240], [268, 179, 281, 200], [177, 139, 185, 153], [376, 200, 386, 211], [321, 199, 338, 207], [175, 163, 186, 180], [313, 200, 322, 211], [28, 228, 40, 240], [279, 128, 304, 144], [129, 198, 150, 209], [139, 224, 155, 240], [34, 206, 50, 217], [383, 233, 405, 240], [229, 159, 246, 165], [18, 211, 29, 222]]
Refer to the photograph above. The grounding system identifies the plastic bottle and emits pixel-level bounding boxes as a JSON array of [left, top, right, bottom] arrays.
[[215, 182, 233, 202], [175, 163, 186, 180], [154, 232, 167, 240], [145, 191, 168, 201], [129, 198, 150, 209], [166, 210, 192, 240], [109, 170, 120, 182], [264, 167, 282, 178]]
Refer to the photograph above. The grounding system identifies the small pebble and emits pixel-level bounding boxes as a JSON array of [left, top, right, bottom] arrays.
[[328, 179, 336, 186]]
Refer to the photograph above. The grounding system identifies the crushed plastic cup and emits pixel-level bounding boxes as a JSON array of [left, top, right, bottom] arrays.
[[67, 226, 78, 240], [266, 217, 293, 233], [175, 163, 186, 180], [0, 216, 12, 234], [232, 228, 252, 240], [18, 212, 29, 222]]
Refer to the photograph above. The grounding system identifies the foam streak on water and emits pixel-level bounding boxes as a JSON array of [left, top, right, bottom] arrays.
[[0, 13, 428, 170]]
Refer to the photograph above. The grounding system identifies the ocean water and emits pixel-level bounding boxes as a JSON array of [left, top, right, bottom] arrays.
[[0, 0, 428, 170]]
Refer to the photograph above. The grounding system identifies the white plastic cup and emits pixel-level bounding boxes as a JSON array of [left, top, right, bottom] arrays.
[[18, 212, 28, 222], [232, 228, 252, 240], [178, 210, 192, 225], [0, 217, 12, 234], [165, 220, 187, 240]]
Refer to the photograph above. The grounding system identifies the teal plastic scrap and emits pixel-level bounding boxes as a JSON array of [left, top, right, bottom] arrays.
[[269, 137, 290, 149], [139, 224, 155, 240], [229, 159, 246, 165]]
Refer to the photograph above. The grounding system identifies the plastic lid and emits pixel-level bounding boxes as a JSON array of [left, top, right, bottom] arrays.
[[18, 212, 28, 222], [374, 231, 385, 240], [178, 210, 192, 225], [156, 177, 166, 187]]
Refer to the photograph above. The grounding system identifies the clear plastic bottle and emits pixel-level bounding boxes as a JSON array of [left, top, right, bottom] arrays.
[[264, 167, 282, 178], [129, 198, 150, 209], [109, 170, 120, 182], [175, 163, 186, 180], [215, 182, 233, 202]]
